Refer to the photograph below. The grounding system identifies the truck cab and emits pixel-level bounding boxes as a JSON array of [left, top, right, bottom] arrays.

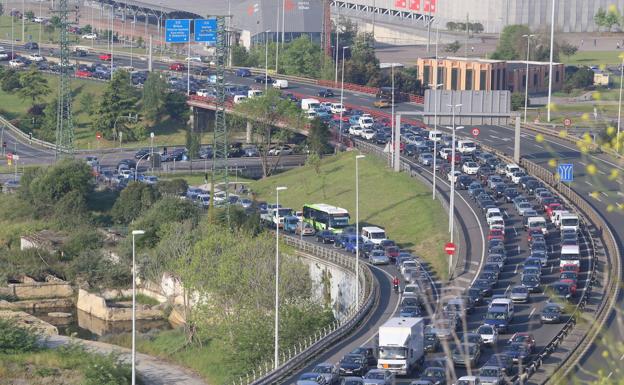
[[377, 317, 424, 376]]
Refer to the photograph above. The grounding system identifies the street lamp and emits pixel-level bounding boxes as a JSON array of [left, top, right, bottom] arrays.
[[265, 29, 271, 90], [522, 34, 535, 124], [617, 56, 623, 154], [428, 83, 443, 200], [134, 152, 150, 181], [355, 154, 365, 308], [339, 46, 350, 146], [131, 229, 145, 385], [274, 186, 287, 369], [547, 0, 556, 122], [445, 102, 463, 250]]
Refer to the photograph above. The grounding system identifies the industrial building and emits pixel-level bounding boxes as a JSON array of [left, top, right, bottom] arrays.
[[414, 57, 564, 94]]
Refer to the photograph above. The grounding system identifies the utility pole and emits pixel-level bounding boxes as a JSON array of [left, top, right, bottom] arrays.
[[426, 5, 431, 53], [465, 13, 469, 58], [54, 0, 76, 157], [547, 0, 556, 122]]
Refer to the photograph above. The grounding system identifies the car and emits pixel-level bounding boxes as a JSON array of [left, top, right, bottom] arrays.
[[9, 59, 25, 67], [549, 281, 574, 301], [478, 366, 506, 385], [424, 328, 440, 352], [486, 354, 514, 375], [267, 145, 293, 156], [99, 53, 112, 61], [311, 363, 339, 385], [75, 69, 92, 78], [363, 369, 395, 385], [521, 274, 540, 292], [462, 332, 484, 348], [399, 305, 421, 318], [26, 53, 44, 62], [509, 285, 530, 303], [418, 153, 434, 166], [473, 279, 493, 297], [505, 342, 531, 364], [338, 354, 368, 377], [540, 303, 564, 324], [297, 373, 328, 385], [560, 271, 578, 283], [316, 230, 336, 244], [515, 201, 533, 216], [409, 381, 434, 385], [318, 89, 335, 97], [503, 188, 519, 202], [369, 250, 390, 265], [341, 378, 364, 385], [462, 161, 480, 175], [235, 68, 251, 77], [561, 263, 580, 274], [484, 308, 510, 332], [508, 332, 536, 353], [296, 222, 316, 236], [420, 367, 447, 385], [254, 75, 273, 83], [466, 287, 484, 305], [373, 99, 391, 108], [384, 245, 400, 261], [452, 343, 480, 367], [82, 33, 97, 39], [24, 41, 39, 50], [447, 170, 462, 183], [350, 347, 377, 367], [476, 324, 498, 345], [455, 376, 481, 385], [487, 229, 504, 241]]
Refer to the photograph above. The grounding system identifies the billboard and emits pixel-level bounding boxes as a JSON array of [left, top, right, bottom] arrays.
[[194, 19, 217, 43], [165, 19, 190, 43]]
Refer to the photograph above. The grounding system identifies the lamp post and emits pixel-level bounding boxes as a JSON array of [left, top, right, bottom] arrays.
[[547, 0, 556, 122], [339, 46, 350, 147], [522, 34, 535, 124], [445, 103, 463, 246], [38, 1, 42, 55], [134, 152, 150, 181], [131, 229, 145, 385], [334, 15, 340, 83], [355, 154, 365, 308], [428, 83, 443, 200], [274, 186, 287, 369], [617, 56, 623, 154], [265, 29, 271, 90], [21, 0, 24, 44]]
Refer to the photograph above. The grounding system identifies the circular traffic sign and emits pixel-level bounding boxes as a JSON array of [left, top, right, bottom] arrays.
[[563, 118, 572, 127], [96, 132, 102, 140], [471, 127, 480, 137], [444, 242, 456, 255]]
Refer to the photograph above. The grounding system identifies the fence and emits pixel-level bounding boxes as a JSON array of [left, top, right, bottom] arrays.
[[232, 234, 376, 385]]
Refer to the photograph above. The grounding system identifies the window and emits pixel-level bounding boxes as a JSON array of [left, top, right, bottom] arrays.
[[534, 73, 538, 87], [502, 68, 507, 89], [491, 70, 496, 90], [465, 69, 473, 90], [497, 68, 501, 90], [423, 65, 431, 85], [451, 68, 459, 90], [555, 70, 560, 82], [480, 70, 487, 89], [437, 67, 444, 86], [522, 74, 527, 87]]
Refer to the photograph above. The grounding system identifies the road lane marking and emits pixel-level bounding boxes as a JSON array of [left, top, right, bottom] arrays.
[[601, 191, 609, 198], [505, 285, 511, 294], [529, 308, 536, 318], [514, 265, 519, 274], [579, 161, 588, 167], [585, 180, 592, 186]]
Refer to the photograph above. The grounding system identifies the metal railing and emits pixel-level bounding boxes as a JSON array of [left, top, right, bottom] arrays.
[[232, 234, 377, 385]]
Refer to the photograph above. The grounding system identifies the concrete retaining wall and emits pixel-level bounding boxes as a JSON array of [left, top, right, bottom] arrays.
[[7, 282, 73, 300], [76, 289, 163, 322]]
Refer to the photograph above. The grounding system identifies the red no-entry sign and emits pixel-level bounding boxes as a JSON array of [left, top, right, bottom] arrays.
[[563, 118, 572, 127], [471, 128, 480, 137], [96, 132, 102, 140], [444, 242, 456, 255]]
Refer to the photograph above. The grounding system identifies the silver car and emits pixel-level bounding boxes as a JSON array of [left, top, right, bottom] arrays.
[[363, 369, 396, 385], [369, 250, 390, 265], [312, 363, 339, 385], [509, 285, 530, 303], [478, 365, 505, 385]]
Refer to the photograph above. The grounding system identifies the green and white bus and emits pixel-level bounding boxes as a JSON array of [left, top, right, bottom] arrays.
[[302, 203, 350, 232]]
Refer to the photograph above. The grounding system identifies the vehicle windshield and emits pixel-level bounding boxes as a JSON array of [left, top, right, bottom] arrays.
[[329, 215, 349, 228], [300, 374, 317, 380], [404, 286, 417, 294], [512, 287, 528, 294], [478, 325, 494, 334], [486, 311, 507, 320], [523, 275, 539, 283], [562, 218, 579, 226], [276, 208, 292, 216], [341, 355, 363, 364], [365, 372, 385, 380], [343, 380, 363, 385], [370, 232, 386, 239], [480, 368, 499, 377], [508, 343, 526, 352], [423, 368, 444, 378], [544, 305, 561, 313], [379, 346, 407, 359], [313, 365, 332, 373]]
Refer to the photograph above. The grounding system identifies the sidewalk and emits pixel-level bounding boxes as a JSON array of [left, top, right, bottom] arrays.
[[45, 335, 208, 385]]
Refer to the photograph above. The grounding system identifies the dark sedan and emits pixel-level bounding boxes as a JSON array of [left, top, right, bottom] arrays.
[[338, 354, 368, 377], [318, 89, 335, 97], [316, 230, 336, 244], [254, 75, 273, 83]]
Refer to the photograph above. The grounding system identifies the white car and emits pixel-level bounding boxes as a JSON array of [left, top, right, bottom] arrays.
[[439, 148, 452, 160], [447, 170, 462, 183], [185, 56, 202, 62], [511, 171, 526, 184], [33, 17, 45, 23], [330, 103, 346, 113], [349, 125, 363, 137], [361, 128, 376, 140], [462, 161, 480, 175], [476, 324, 498, 345], [267, 145, 293, 156], [82, 33, 97, 40], [27, 53, 44, 62], [0, 51, 8, 60], [196, 89, 211, 97], [9, 59, 24, 67], [358, 116, 374, 129]]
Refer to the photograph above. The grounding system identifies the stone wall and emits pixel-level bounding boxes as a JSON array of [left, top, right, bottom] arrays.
[[0, 310, 58, 336], [76, 289, 163, 322]]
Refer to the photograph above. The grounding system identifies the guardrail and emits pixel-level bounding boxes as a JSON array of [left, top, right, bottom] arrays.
[[0, 116, 58, 152], [232, 234, 376, 385]]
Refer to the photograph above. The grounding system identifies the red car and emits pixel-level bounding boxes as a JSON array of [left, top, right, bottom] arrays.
[[384, 245, 400, 261], [560, 278, 577, 296], [561, 263, 580, 274], [508, 332, 536, 353], [169, 62, 186, 71], [488, 229, 505, 241], [527, 228, 543, 242], [545, 202, 563, 218], [98, 53, 111, 61], [332, 113, 349, 122], [75, 70, 91, 78], [560, 271, 578, 284]]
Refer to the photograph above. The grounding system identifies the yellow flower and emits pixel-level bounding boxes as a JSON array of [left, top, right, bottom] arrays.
[[581, 113, 590, 121], [535, 134, 544, 143], [607, 126, 616, 136], [548, 159, 557, 168], [592, 92, 601, 101], [559, 130, 568, 139], [609, 169, 619, 181], [586, 164, 597, 175]]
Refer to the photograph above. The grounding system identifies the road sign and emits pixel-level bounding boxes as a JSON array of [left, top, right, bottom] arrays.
[[6, 152, 12, 160], [12, 154, 19, 161], [96, 132, 102, 140], [558, 163, 574, 182], [165, 19, 190, 43], [444, 242, 456, 255], [471, 127, 480, 137], [563, 118, 572, 127], [194, 19, 217, 43]]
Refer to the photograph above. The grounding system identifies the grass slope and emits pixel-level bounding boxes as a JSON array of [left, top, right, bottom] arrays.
[[562, 50, 623, 66], [250, 152, 449, 280]]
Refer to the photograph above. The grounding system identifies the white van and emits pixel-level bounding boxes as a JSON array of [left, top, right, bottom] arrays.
[[550, 209, 568, 223], [272, 79, 289, 89], [248, 89, 263, 98], [330, 103, 346, 114], [429, 130, 443, 142], [361, 226, 387, 245], [525, 216, 548, 234], [504, 164, 522, 178], [358, 116, 374, 129], [306, 110, 318, 120], [560, 213, 580, 233], [233, 95, 247, 104], [489, 298, 514, 319], [301, 98, 320, 111], [457, 140, 477, 154], [560, 244, 580, 267]]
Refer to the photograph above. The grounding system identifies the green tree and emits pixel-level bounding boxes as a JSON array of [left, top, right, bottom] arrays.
[[332, 16, 358, 52], [280, 36, 322, 78], [82, 24, 92, 33], [133, 197, 199, 247], [1, 68, 22, 92], [510, 93, 526, 111], [560, 41, 579, 60], [470, 22, 484, 34], [564, 67, 594, 92], [345, 32, 380, 86], [231, 44, 252, 67], [186, 126, 200, 160], [92, 70, 139, 139], [18, 66, 51, 108], [111, 182, 161, 224], [156, 179, 188, 196], [79, 92, 95, 115], [0, 319, 40, 353], [307, 118, 331, 156], [165, 92, 189, 121], [50, 16, 61, 28], [25, 10, 34, 20], [39, 99, 57, 141], [136, 36, 144, 48], [594, 7, 607, 27], [445, 40, 461, 54], [0, 4, 4, 16], [43, 23, 54, 36], [141, 72, 168, 120], [446, 21, 457, 31], [491, 24, 532, 60]]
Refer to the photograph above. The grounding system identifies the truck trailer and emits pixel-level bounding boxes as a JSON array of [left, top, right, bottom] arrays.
[[377, 317, 425, 376]]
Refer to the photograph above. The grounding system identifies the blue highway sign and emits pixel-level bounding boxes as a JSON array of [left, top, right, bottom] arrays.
[[165, 19, 190, 43], [558, 163, 574, 182], [194, 19, 217, 43]]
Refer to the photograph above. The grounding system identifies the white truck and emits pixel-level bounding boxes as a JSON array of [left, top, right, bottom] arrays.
[[260, 207, 293, 228], [301, 98, 320, 111], [377, 317, 424, 376]]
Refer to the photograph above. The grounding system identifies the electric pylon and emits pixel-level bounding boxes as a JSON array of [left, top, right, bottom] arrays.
[[54, 0, 75, 157]]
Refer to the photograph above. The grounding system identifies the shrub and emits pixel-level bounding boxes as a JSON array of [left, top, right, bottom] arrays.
[[83, 352, 133, 385], [0, 319, 41, 354]]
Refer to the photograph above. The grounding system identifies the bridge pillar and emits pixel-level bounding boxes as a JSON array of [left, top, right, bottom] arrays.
[[189, 106, 195, 130], [246, 121, 252, 144], [514, 115, 521, 163]]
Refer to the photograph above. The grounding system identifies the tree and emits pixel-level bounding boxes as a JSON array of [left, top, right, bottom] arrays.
[[344, 32, 380, 86], [50, 16, 61, 28], [0, 4, 4, 16], [82, 24, 92, 33], [24, 10, 34, 20], [307, 118, 331, 156], [18, 66, 51, 108], [491, 25, 531, 60], [280, 36, 322, 78], [231, 44, 252, 67], [332, 16, 358, 52], [470, 22, 484, 34], [1, 68, 21, 92], [235, 89, 303, 177], [594, 7, 607, 27], [92, 70, 139, 139], [165, 92, 189, 121], [595, 6, 621, 30], [141, 72, 168, 120], [445, 40, 461, 54], [136, 36, 144, 48], [39, 99, 57, 141], [565, 67, 594, 91], [111, 182, 161, 224], [156, 179, 188, 197], [560, 41, 578, 59], [79, 92, 95, 116], [510, 93, 526, 111], [446, 21, 457, 31], [186, 125, 200, 160]]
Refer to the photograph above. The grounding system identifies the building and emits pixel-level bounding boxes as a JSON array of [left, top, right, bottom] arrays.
[[332, 0, 624, 33], [414, 57, 564, 94]]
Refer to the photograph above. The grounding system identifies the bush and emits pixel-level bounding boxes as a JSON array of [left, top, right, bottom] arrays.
[[111, 182, 161, 224], [511, 93, 527, 111], [0, 319, 41, 354], [68, 250, 131, 289], [156, 179, 188, 197], [83, 351, 133, 385]]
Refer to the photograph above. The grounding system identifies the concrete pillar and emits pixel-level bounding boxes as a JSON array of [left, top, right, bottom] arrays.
[[189, 106, 194, 130], [246, 121, 252, 144], [514, 115, 521, 163], [394, 115, 401, 172]]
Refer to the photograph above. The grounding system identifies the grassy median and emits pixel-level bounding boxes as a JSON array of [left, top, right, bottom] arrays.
[[250, 151, 450, 280]]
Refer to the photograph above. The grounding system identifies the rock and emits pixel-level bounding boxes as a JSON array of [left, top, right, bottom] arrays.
[[0, 310, 58, 335], [47, 312, 72, 318]]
